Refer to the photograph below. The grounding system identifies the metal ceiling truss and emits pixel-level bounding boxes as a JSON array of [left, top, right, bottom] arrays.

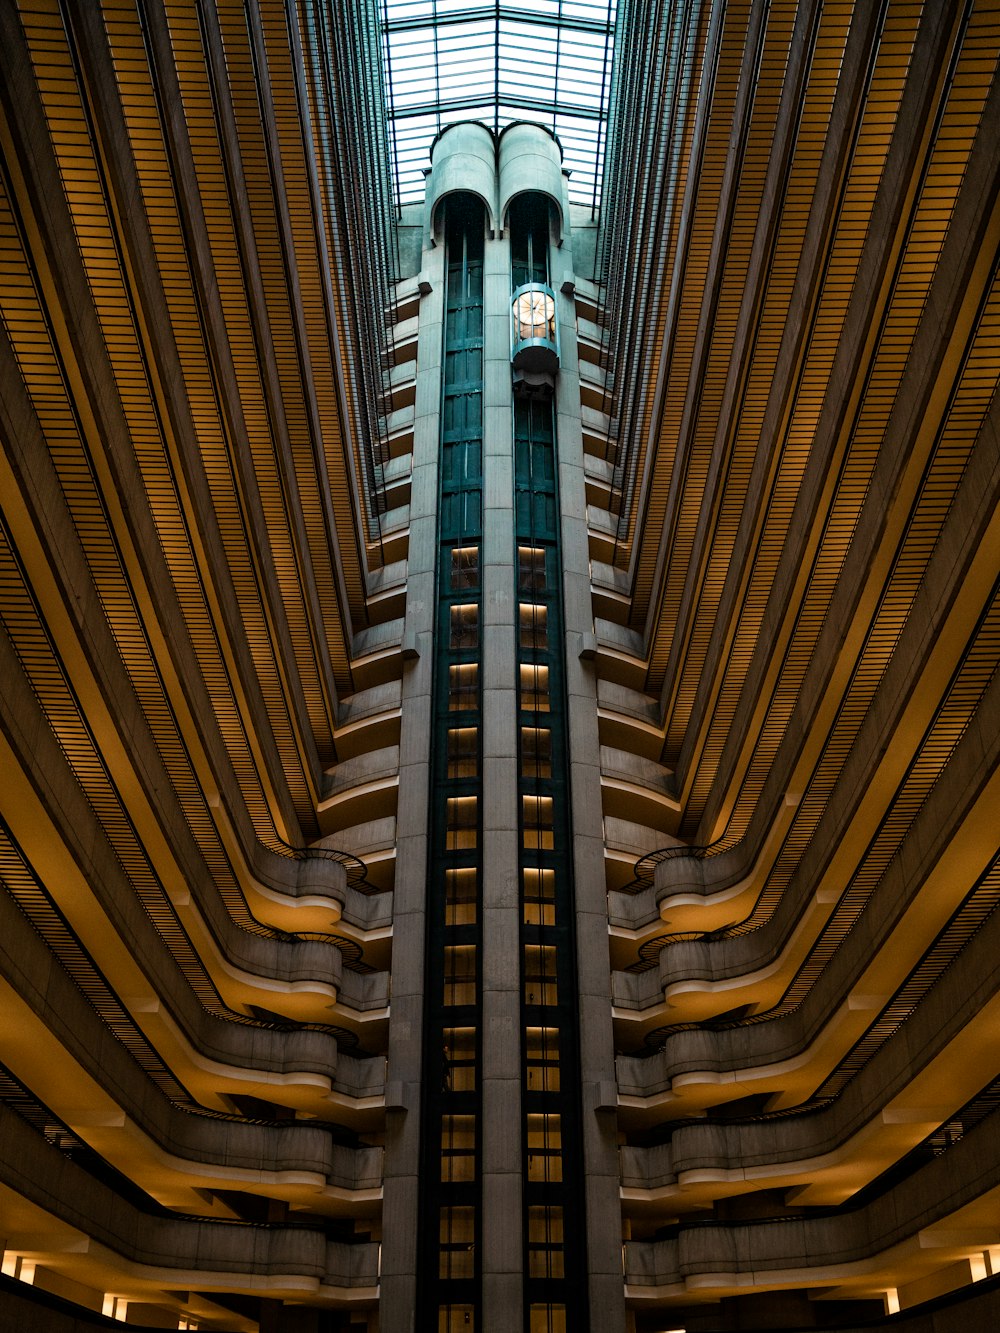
[[381, 0, 617, 212]]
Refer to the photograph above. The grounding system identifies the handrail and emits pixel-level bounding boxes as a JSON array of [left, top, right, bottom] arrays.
[[620, 840, 715, 896], [626, 1079, 1000, 1242], [284, 840, 373, 895], [0, 1073, 378, 1238]]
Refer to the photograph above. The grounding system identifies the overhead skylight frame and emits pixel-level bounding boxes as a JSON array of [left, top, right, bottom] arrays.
[[381, 0, 617, 215]]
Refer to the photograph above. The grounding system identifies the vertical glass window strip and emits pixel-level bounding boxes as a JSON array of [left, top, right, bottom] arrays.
[[510, 196, 588, 1325], [444, 436, 482, 486], [419, 196, 486, 1323]]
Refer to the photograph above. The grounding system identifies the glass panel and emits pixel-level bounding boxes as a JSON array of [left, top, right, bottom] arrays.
[[528, 1205, 564, 1244], [520, 663, 550, 712], [445, 346, 482, 383], [441, 1114, 476, 1181], [450, 603, 479, 650], [510, 195, 550, 286], [521, 438, 555, 485], [524, 905, 554, 928], [525, 1025, 561, 1091], [443, 392, 482, 438], [524, 944, 558, 1006], [441, 489, 481, 537], [443, 439, 482, 486], [514, 288, 556, 343], [450, 546, 480, 590], [438, 1206, 475, 1279], [529, 1305, 567, 1333], [443, 1027, 477, 1091], [518, 545, 547, 593], [515, 397, 554, 449], [519, 603, 548, 650], [527, 1206, 565, 1278], [439, 1306, 475, 1331], [447, 727, 478, 778], [444, 944, 476, 1005], [448, 663, 478, 710], [523, 866, 556, 912], [521, 727, 552, 779], [446, 796, 478, 849], [526, 1113, 563, 1182], [445, 866, 478, 926], [382, 3, 617, 209], [522, 795, 554, 849], [517, 489, 557, 541]]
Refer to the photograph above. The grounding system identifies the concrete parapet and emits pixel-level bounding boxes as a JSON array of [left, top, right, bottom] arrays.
[[498, 121, 564, 239], [426, 121, 498, 242]]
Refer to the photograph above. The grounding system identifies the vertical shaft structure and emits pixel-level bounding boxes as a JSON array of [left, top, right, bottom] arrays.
[[413, 123, 598, 1333]]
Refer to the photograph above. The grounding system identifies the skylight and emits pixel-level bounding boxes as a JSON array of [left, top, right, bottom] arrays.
[[381, 1, 617, 213]]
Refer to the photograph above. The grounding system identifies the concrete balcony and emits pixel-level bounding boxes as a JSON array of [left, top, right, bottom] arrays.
[[600, 744, 680, 834], [623, 1094, 1000, 1311], [319, 745, 400, 836], [626, 682, 1000, 1045], [350, 620, 405, 691], [382, 357, 415, 413], [335, 679, 402, 759], [616, 840, 1000, 1130], [0, 1104, 380, 1315]]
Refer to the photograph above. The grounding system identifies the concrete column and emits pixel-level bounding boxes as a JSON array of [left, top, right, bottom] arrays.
[[380, 243, 446, 1332], [552, 207, 628, 1333]]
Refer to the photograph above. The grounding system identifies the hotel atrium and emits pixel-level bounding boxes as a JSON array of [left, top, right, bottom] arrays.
[[1, 1, 999, 1330]]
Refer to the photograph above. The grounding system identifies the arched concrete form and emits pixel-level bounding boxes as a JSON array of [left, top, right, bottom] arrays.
[[426, 121, 498, 243], [498, 122, 565, 242]]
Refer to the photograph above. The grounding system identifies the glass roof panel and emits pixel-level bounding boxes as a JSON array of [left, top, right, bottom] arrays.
[[381, 1, 617, 211]]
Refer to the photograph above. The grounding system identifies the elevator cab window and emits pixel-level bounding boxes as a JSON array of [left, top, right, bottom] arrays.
[[450, 546, 480, 590], [518, 546, 547, 593]]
